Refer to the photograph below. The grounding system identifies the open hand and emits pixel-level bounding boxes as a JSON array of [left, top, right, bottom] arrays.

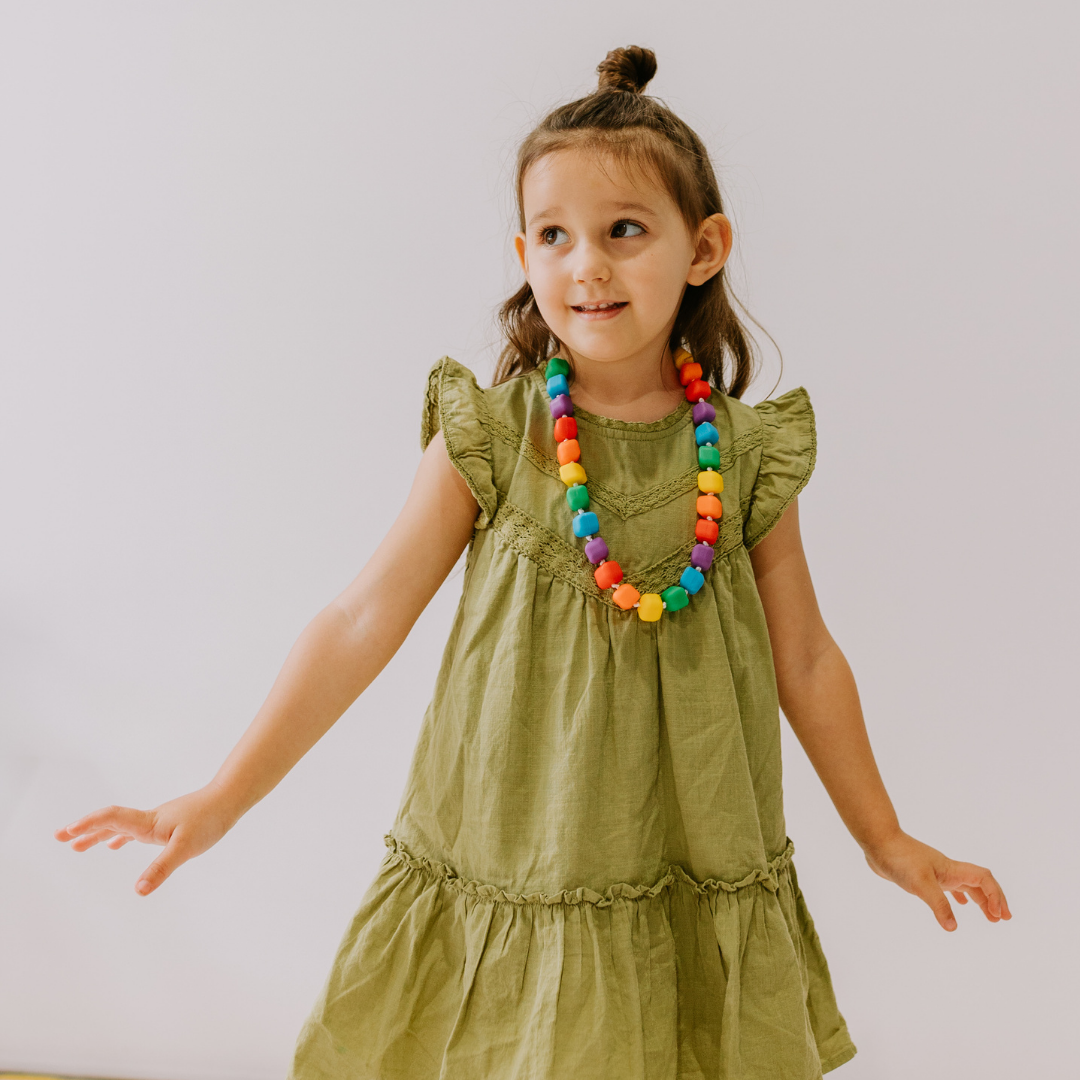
[[54, 785, 238, 896], [864, 830, 1012, 931]]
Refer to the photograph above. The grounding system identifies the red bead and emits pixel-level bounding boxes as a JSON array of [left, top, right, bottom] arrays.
[[553, 416, 578, 441], [696, 494, 722, 519], [557, 439, 581, 465], [695, 519, 719, 544], [679, 362, 703, 387], [685, 379, 711, 402], [594, 560, 623, 590]]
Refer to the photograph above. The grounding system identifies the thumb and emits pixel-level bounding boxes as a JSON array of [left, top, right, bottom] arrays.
[[913, 875, 957, 931], [136, 833, 189, 896]]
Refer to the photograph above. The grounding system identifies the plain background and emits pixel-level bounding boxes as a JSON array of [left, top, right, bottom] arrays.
[[1, 2, 1077, 1077]]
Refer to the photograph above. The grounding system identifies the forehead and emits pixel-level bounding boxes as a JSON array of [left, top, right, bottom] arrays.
[[521, 147, 676, 223]]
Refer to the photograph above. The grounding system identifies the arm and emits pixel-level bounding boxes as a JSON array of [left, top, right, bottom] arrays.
[[55, 430, 480, 895], [749, 498, 1011, 931]]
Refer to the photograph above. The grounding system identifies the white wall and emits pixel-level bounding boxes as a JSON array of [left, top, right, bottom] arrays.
[[1, 2, 1076, 1077]]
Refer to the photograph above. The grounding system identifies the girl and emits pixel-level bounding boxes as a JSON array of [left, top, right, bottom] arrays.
[[55, 45, 1010, 1080]]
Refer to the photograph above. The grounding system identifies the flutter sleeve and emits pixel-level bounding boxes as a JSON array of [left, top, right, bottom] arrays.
[[743, 386, 817, 549], [420, 356, 499, 528]]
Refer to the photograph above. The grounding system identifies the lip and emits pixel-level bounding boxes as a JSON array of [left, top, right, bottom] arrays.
[[571, 301, 628, 322]]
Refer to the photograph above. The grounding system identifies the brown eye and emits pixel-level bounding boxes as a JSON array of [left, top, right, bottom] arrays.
[[541, 227, 570, 247], [611, 221, 645, 239]]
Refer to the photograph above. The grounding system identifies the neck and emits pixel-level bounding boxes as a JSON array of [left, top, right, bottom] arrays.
[[562, 342, 684, 423]]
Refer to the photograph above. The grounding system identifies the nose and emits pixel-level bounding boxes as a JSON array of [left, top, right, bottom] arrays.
[[571, 238, 611, 285]]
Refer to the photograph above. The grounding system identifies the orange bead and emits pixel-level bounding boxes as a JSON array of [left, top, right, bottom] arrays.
[[679, 362, 703, 386], [696, 494, 722, 519], [554, 416, 577, 441], [557, 439, 581, 466], [684, 379, 711, 402], [612, 583, 640, 610], [594, 560, 623, 590], [696, 519, 719, 544]]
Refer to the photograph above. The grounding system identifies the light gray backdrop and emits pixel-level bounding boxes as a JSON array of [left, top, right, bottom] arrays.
[[1, 2, 1076, 1077]]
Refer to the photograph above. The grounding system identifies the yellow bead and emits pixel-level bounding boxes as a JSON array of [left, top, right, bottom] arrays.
[[637, 593, 663, 621], [698, 470, 724, 494], [560, 462, 587, 486], [674, 347, 693, 367]]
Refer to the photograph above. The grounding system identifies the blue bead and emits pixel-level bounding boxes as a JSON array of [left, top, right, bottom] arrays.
[[680, 566, 705, 595], [572, 511, 599, 538], [547, 374, 569, 398], [695, 421, 719, 446]]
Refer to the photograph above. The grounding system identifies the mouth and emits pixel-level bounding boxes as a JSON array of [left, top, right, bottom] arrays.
[[571, 301, 628, 321]]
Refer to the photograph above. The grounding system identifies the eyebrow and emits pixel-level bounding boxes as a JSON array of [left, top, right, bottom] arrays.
[[527, 201, 660, 226]]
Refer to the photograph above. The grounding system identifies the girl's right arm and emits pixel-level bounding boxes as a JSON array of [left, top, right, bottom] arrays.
[[54, 430, 480, 896]]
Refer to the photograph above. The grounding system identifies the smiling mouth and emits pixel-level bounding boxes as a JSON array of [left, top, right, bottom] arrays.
[[572, 301, 628, 319]]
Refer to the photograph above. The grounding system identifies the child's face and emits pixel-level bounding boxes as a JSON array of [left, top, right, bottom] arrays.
[[515, 148, 730, 367]]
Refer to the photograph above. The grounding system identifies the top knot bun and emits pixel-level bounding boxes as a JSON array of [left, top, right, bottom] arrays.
[[596, 45, 657, 94]]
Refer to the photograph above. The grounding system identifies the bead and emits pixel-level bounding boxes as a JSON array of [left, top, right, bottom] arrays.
[[661, 585, 689, 612], [693, 401, 716, 425], [685, 379, 711, 402], [697, 494, 722, 519], [550, 395, 574, 420], [674, 347, 693, 367], [679, 362, 703, 387], [680, 566, 705, 594], [557, 439, 581, 465], [613, 583, 640, 610], [594, 560, 623, 590], [698, 470, 724, 493], [572, 512, 599, 538], [637, 593, 663, 621], [546, 357, 570, 378], [696, 518, 719, 544], [560, 462, 587, 486], [566, 484, 590, 511], [553, 415, 578, 441], [547, 374, 569, 398], [698, 445, 720, 469], [695, 422, 719, 446], [691, 543, 714, 571], [585, 537, 609, 563]]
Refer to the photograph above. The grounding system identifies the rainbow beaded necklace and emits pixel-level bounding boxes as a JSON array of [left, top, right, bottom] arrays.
[[546, 348, 723, 622]]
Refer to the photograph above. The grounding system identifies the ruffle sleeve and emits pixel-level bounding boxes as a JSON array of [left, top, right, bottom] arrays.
[[420, 356, 499, 528], [744, 386, 817, 549]]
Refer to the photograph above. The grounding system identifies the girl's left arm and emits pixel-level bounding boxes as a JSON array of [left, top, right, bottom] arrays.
[[749, 498, 1011, 931]]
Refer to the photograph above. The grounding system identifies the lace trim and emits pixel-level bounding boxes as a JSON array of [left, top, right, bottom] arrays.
[[490, 498, 746, 606], [480, 406, 762, 522], [383, 832, 795, 907]]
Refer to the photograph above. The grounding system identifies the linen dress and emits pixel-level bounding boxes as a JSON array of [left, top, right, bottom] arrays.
[[288, 357, 857, 1080]]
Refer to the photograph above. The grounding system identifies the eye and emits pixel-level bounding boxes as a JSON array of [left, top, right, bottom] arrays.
[[611, 220, 645, 239], [540, 226, 570, 247]]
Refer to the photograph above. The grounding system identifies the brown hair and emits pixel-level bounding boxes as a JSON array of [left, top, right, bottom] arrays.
[[495, 45, 765, 399]]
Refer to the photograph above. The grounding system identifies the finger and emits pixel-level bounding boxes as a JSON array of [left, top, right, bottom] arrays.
[[950, 890, 969, 905], [914, 876, 956, 931], [136, 833, 189, 896], [57, 806, 153, 842], [70, 828, 120, 853], [107, 834, 134, 850], [944, 862, 1010, 921]]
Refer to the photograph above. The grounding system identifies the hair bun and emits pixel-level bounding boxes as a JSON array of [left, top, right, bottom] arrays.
[[596, 45, 657, 94]]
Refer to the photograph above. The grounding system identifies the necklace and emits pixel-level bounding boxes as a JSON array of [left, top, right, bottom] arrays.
[[546, 349, 722, 622]]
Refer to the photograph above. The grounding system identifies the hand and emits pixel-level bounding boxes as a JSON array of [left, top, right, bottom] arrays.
[[54, 784, 239, 896], [863, 830, 1012, 931]]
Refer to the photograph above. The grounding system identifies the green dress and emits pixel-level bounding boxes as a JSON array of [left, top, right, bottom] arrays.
[[289, 357, 857, 1080]]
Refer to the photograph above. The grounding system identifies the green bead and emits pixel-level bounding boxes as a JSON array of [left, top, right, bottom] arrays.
[[545, 357, 570, 378], [698, 445, 721, 469], [661, 585, 689, 612], [566, 484, 590, 512]]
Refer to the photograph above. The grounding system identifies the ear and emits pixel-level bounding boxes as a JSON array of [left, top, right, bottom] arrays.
[[686, 213, 732, 286], [514, 233, 529, 278]]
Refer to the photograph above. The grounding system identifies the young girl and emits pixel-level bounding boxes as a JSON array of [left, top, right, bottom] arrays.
[[56, 45, 1010, 1079]]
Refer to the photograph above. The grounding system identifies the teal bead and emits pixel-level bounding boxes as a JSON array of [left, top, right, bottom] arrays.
[[547, 374, 569, 398], [566, 484, 590, 512], [698, 445, 720, 469], [680, 566, 704, 594], [695, 421, 719, 446], [545, 357, 570, 378], [572, 511, 599, 538], [661, 585, 689, 612]]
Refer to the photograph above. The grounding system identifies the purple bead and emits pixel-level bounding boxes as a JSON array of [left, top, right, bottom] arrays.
[[691, 543, 714, 571], [585, 537, 609, 564], [693, 401, 716, 425], [549, 394, 574, 420]]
